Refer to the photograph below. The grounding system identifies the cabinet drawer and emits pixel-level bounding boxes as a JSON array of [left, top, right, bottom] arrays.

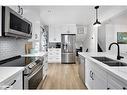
[[48, 53, 54, 55], [0, 71, 22, 90]]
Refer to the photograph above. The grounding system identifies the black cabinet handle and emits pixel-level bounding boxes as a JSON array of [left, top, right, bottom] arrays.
[[90, 71, 92, 78], [90, 71, 94, 80], [10, 80, 16, 86], [123, 87, 126, 90], [107, 88, 110, 90], [18, 6, 21, 13], [20, 8, 23, 15], [6, 80, 16, 88], [91, 72, 94, 80]]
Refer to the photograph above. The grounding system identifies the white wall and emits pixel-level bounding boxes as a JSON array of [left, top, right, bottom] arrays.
[[0, 37, 27, 60], [98, 24, 106, 51], [100, 7, 127, 23], [98, 23, 127, 54], [76, 25, 87, 50], [83, 25, 98, 52], [105, 24, 127, 53], [85, 7, 127, 53]]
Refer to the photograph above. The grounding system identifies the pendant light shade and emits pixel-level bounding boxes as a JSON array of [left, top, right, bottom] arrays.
[[93, 6, 101, 27]]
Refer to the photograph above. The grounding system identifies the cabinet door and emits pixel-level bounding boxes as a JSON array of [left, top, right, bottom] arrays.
[[91, 62, 107, 89], [49, 25, 55, 42], [69, 24, 76, 34], [79, 56, 85, 84], [85, 59, 107, 89], [85, 59, 93, 89], [55, 25, 61, 42], [107, 74, 127, 90], [32, 22, 40, 40]]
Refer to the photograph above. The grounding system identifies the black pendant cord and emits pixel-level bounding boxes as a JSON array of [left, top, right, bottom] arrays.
[[96, 8, 98, 20]]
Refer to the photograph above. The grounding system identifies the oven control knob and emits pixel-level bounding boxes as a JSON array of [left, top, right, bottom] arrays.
[[28, 64, 33, 69], [28, 66, 32, 69]]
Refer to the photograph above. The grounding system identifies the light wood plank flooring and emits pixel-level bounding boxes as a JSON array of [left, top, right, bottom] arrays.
[[42, 63, 87, 89]]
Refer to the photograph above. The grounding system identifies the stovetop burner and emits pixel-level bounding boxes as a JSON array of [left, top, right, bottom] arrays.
[[0, 55, 36, 67]]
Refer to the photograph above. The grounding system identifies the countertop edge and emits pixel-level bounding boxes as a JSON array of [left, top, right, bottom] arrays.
[[0, 67, 24, 84], [78, 52, 127, 85], [22, 52, 48, 57]]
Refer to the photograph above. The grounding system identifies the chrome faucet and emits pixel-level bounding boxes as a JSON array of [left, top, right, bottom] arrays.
[[108, 42, 124, 60]]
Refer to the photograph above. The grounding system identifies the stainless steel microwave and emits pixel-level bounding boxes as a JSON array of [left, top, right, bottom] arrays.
[[2, 6, 32, 38]]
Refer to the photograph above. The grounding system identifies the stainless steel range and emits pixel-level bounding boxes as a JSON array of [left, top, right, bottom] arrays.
[[0, 56, 44, 89]]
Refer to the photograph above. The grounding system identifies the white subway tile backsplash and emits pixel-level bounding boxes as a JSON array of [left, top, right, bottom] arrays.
[[0, 37, 27, 60]]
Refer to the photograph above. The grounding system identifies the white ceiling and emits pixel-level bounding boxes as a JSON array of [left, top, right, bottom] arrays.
[[40, 6, 127, 25], [40, 6, 94, 25], [104, 9, 127, 25]]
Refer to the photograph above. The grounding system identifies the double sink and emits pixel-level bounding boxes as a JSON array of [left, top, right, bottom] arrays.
[[92, 57, 127, 67]]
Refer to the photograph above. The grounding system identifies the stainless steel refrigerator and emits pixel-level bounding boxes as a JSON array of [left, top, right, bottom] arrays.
[[61, 34, 76, 64]]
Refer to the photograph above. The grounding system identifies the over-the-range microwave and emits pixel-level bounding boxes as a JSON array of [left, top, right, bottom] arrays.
[[2, 6, 32, 38]]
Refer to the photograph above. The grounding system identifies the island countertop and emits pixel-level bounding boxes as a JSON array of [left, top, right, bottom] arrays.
[[78, 52, 127, 84], [22, 51, 48, 57]]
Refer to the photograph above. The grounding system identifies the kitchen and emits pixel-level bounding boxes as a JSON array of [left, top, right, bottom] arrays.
[[1, 5, 127, 90]]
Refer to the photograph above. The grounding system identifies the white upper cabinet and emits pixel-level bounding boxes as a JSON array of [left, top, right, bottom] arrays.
[[21, 6, 40, 41], [49, 25, 61, 42], [49, 24, 77, 42], [8, 6, 31, 20], [31, 21, 40, 41], [67, 24, 77, 34]]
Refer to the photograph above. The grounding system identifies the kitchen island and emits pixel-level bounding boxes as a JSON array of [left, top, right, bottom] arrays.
[[79, 52, 127, 89]]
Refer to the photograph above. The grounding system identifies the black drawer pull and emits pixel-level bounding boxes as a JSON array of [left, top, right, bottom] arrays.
[[123, 87, 126, 90], [10, 80, 16, 86], [6, 80, 16, 88], [90, 71, 92, 78], [91, 72, 94, 80], [107, 88, 110, 90]]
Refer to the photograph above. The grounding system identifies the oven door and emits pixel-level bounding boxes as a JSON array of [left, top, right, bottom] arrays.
[[28, 65, 43, 89]]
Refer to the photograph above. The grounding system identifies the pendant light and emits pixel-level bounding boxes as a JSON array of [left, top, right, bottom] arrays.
[[93, 6, 101, 27]]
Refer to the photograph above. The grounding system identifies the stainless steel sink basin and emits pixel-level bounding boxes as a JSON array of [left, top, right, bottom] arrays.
[[92, 56, 127, 67]]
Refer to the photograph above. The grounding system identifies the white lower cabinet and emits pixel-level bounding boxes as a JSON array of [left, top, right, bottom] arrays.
[[85, 59, 127, 90], [48, 48, 61, 63], [85, 59, 107, 89], [0, 71, 23, 90], [85, 59, 93, 89], [92, 64, 107, 89], [107, 74, 127, 90]]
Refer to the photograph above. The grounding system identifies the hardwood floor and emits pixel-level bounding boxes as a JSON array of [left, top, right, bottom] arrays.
[[42, 63, 87, 89]]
